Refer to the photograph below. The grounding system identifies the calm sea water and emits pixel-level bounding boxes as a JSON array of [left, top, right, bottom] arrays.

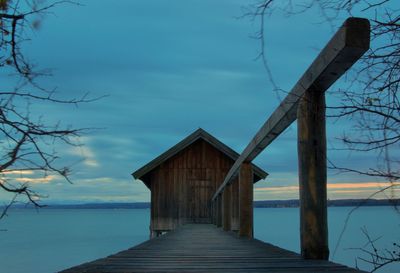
[[0, 207, 399, 273], [254, 207, 400, 273]]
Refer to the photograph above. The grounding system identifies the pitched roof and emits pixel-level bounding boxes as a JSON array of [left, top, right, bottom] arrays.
[[132, 128, 268, 183]]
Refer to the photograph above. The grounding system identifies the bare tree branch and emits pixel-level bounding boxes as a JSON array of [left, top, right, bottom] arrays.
[[0, 1, 94, 217], [249, 1, 399, 270]]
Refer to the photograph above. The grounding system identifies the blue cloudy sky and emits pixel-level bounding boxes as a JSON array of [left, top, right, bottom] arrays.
[[1, 0, 399, 204]]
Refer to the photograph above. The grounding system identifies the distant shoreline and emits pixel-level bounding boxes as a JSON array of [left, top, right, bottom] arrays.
[[4, 198, 399, 209]]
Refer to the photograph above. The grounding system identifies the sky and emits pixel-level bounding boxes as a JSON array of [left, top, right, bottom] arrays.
[[1, 0, 399, 204]]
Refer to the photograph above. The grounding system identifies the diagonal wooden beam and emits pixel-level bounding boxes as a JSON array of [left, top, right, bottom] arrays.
[[212, 17, 370, 200]]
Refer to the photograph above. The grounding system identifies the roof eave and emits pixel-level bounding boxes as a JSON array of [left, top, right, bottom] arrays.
[[132, 128, 269, 183]]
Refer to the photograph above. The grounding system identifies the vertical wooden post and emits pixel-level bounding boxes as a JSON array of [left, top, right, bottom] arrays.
[[213, 201, 217, 225], [239, 162, 253, 238], [212, 199, 217, 225], [210, 201, 214, 224], [231, 178, 240, 232], [150, 184, 155, 238], [216, 194, 222, 227], [297, 89, 329, 260], [150, 227, 156, 239], [222, 185, 232, 231]]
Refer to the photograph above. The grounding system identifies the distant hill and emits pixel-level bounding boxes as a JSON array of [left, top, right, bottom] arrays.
[[5, 199, 399, 209], [254, 199, 400, 208], [8, 202, 150, 209]]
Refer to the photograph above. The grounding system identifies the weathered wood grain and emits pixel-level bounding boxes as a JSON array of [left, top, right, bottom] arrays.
[[216, 194, 222, 227], [60, 224, 367, 273], [231, 177, 240, 232], [133, 129, 267, 236], [222, 184, 232, 231], [132, 128, 267, 186], [239, 163, 253, 238], [298, 89, 329, 259], [150, 139, 235, 232]]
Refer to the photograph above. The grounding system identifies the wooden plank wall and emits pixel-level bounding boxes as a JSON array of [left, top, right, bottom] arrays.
[[149, 139, 235, 233]]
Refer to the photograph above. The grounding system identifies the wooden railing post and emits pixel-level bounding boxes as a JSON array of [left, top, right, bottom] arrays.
[[213, 201, 217, 225], [239, 162, 253, 238], [222, 185, 232, 231], [210, 201, 215, 224], [208, 16, 368, 259], [231, 178, 240, 232], [211, 18, 369, 202], [216, 194, 222, 227], [297, 89, 329, 260]]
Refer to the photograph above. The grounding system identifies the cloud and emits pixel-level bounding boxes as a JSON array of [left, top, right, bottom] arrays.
[[75, 177, 114, 184], [69, 144, 99, 168], [1, 170, 58, 184], [14, 175, 57, 184], [256, 185, 299, 192], [328, 182, 400, 189], [1, 0, 390, 204], [26, 176, 151, 203], [329, 189, 374, 194], [1, 170, 35, 175]]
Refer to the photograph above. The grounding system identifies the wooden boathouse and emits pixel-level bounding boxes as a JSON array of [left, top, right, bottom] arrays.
[[60, 17, 370, 273], [132, 128, 268, 238]]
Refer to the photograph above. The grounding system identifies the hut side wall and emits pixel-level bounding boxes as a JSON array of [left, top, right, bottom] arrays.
[[149, 139, 234, 232]]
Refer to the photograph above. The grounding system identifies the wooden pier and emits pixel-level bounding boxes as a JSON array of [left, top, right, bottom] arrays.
[[60, 224, 366, 273], [61, 17, 370, 273]]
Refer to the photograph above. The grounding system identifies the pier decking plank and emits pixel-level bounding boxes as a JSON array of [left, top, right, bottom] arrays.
[[60, 224, 366, 273]]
